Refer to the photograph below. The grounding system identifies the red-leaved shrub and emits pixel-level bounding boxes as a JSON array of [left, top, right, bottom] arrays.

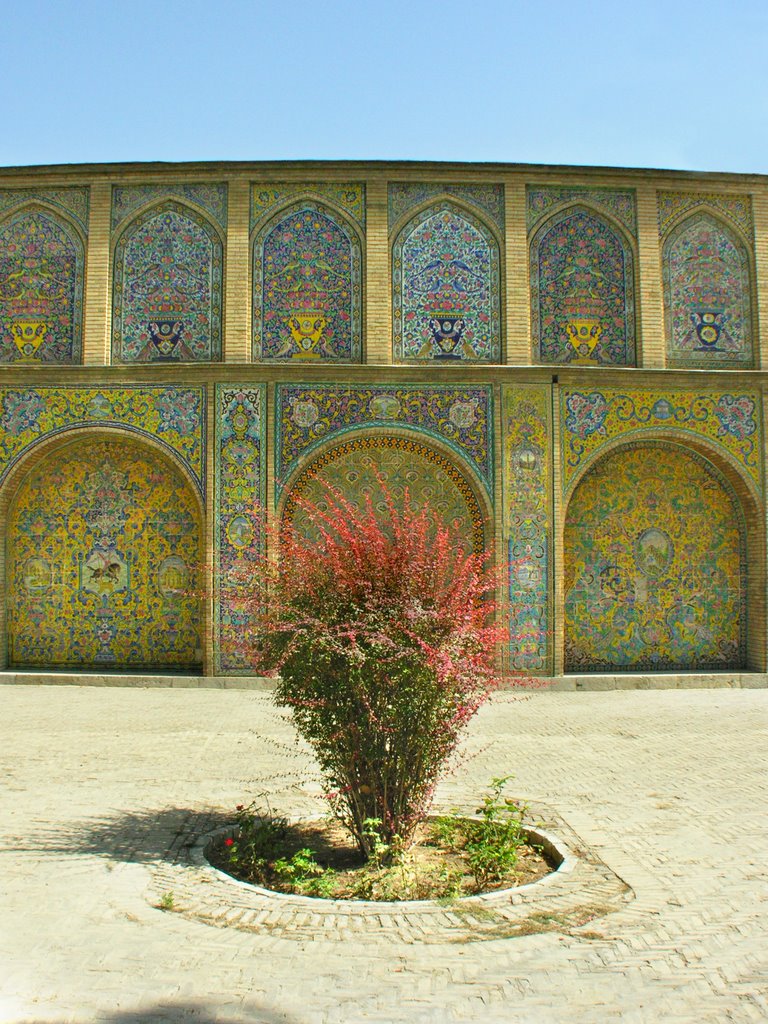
[[239, 484, 510, 858]]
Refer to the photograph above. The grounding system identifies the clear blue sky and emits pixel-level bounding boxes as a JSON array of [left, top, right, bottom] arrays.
[[2, 0, 767, 175]]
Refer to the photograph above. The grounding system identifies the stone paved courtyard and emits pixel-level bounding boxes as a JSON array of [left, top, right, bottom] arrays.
[[1, 683, 766, 1023]]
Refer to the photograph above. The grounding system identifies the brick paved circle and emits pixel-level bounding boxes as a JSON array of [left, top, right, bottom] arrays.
[[150, 813, 631, 944]]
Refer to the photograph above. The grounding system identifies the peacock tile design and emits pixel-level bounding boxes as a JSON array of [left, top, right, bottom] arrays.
[[8, 437, 203, 671], [503, 385, 551, 674], [112, 202, 223, 363], [276, 384, 492, 498], [0, 206, 85, 364], [393, 202, 501, 363], [564, 443, 745, 672], [253, 201, 362, 362]]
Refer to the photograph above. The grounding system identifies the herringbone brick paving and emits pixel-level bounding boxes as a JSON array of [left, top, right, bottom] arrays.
[[0, 685, 765, 1023]]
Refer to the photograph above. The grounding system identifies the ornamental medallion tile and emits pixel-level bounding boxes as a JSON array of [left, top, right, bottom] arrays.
[[0, 187, 90, 234], [276, 385, 493, 498], [0, 386, 206, 493], [527, 186, 636, 236], [388, 183, 504, 233], [560, 388, 762, 495], [657, 191, 752, 238], [112, 184, 228, 231], [251, 183, 365, 230]]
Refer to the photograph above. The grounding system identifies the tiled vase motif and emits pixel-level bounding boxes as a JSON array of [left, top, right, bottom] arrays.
[[113, 202, 223, 363], [253, 202, 362, 362], [531, 205, 635, 366], [393, 202, 500, 363], [0, 207, 85, 364], [663, 212, 753, 368]]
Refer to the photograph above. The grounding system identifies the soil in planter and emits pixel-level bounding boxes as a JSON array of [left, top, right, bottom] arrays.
[[207, 817, 554, 901]]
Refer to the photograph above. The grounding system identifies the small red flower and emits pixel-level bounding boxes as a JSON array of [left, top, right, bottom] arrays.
[[224, 837, 235, 847]]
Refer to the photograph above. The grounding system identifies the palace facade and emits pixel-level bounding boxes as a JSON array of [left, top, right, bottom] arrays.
[[0, 159, 765, 679]]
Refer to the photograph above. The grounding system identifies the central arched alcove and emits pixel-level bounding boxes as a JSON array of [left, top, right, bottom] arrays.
[[280, 433, 488, 555], [6, 434, 203, 671]]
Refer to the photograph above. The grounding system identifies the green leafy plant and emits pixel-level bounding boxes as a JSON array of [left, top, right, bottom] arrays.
[[234, 481, 514, 859], [464, 776, 529, 889], [157, 891, 175, 911]]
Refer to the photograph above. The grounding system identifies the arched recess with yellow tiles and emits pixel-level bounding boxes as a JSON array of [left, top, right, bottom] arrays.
[[563, 441, 748, 672], [279, 431, 490, 556], [6, 432, 203, 671]]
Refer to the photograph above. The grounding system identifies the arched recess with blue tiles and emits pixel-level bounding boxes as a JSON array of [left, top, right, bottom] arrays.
[[252, 200, 363, 362], [662, 210, 755, 369], [4, 430, 204, 671], [530, 204, 636, 366], [0, 204, 85, 364], [278, 429, 491, 557], [563, 440, 751, 672], [112, 200, 224, 363], [392, 200, 501, 363]]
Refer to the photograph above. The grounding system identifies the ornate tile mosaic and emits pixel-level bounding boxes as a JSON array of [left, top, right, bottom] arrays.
[[112, 184, 228, 231], [530, 205, 636, 366], [0, 386, 205, 493], [502, 385, 551, 675], [560, 388, 762, 495], [215, 386, 266, 673], [275, 385, 493, 498], [252, 201, 362, 362], [0, 207, 86, 363], [393, 202, 501, 363], [564, 443, 745, 672], [527, 186, 636, 236], [0, 187, 89, 234], [657, 191, 752, 239], [112, 202, 223, 363], [388, 183, 504, 233], [284, 435, 485, 554], [663, 212, 753, 368], [8, 437, 202, 671], [251, 183, 365, 231]]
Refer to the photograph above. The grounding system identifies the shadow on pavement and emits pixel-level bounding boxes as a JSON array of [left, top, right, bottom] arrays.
[[25, 806, 234, 865], [32, 1000, 299, 1023]]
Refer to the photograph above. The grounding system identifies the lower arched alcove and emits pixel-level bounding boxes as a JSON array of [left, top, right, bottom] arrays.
[[564, 442, 747, 673], [6, 434, 203, 672]]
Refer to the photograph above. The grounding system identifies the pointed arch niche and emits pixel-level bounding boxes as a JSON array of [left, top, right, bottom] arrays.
[[0, 204, 85, 364], [252, 199, 363, 362], [392, 200, 501, 363], [4, 431, 204, 672], [662, 210, 755, 368], [279, 431, 490, 556], [112, 200, 224, 363], [563, 441, 753, 672], [530, 204, 636, 366]]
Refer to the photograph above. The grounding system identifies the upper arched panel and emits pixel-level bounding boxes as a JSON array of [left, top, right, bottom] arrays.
[[530, 204, 636, 366], [662, 210, 754, 368], [112, 201, 223, 363], [392, 201, 501, 363], [252, 200, 363, 362], [0, 205, 85, 364]]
